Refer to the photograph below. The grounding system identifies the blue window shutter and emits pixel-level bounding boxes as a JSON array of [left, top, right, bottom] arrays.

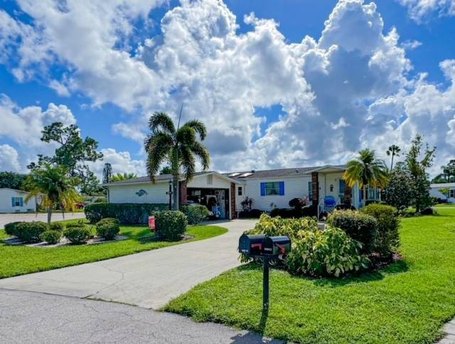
[[279, 182, 285, 195], [260, 183, 266, 196]]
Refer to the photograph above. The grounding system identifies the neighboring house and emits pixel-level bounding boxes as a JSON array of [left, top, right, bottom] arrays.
[[105, 164, 383, 219], [430, 183, 455, 203], [0, 188, 37, 213]]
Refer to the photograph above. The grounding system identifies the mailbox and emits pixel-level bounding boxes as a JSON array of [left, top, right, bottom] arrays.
[[263, 236, 291, 256], [148, 216, 156, 231], [238, 234, 266, 257]]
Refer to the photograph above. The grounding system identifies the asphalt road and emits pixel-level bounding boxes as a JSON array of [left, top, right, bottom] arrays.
[[0, 212, 86, 229], [0, 289, 281, 344], [0, 219, 258, 309]]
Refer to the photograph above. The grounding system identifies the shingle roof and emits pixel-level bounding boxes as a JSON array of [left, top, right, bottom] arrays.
[[223, 165, 346, 180], [105, 171, 214, 186]]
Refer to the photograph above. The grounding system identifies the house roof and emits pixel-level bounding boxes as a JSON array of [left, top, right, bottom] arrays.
[[0, 188, 30, 194], [106, 171, 239, 186], [223, 164, 346, 180], [430, 183, 455, 188]]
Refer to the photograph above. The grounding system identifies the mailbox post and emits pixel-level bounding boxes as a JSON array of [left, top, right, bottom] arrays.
[[238, 234, 291, 312]]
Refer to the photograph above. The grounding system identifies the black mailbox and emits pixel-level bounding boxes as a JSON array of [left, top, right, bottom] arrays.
[[239, 234, 266, 257], [263, 236, 291, 256]]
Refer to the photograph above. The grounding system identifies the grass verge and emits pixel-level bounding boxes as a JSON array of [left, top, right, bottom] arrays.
[[0, 222, 227, 279], [165, 207, 455, 344]]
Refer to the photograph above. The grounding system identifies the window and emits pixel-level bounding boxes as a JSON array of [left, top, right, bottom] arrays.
[[238, 187, 243, 196], [450, 189, 455, 198], [260, 182, 285, 196], [11, 197, 24, 207]]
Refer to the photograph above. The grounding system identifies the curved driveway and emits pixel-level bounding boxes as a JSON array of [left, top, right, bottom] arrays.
[[0, 219, 257, 310]]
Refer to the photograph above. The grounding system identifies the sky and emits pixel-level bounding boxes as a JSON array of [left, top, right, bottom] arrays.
[[0, 0, 454, 178]]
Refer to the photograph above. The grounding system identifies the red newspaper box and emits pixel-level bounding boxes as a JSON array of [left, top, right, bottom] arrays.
[[148, 216, 156, 231]]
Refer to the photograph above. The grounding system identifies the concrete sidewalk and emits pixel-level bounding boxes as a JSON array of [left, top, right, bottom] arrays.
[[0, 289, 281, 344], [0, 212, 86, 228], [0, 219, 257, 309]]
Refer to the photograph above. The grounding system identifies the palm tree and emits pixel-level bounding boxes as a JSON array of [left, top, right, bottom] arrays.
[[343, 149, 388, 207], [144, 112, 210, 210], [386, 145, 401, 170], [111, 173, 138, 182], [24, 164, 82, 224]]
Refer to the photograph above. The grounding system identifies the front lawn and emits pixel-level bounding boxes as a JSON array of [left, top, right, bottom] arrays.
[[0, 222, 227, 279], [165, 207, 455, 344]]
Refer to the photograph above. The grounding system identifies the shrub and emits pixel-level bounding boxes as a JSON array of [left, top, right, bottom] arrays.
[[40, 230, 62, 244], [420, 207, 436, 216], [270, 208, 301, 218], [182, 205, 210, 225], [96, 218, 120, 240], [85, 203, 168, 224], [154, 210, 187, 241], [327, 210, 378, 254], [238, 209, 264, 219], [289, 198, 306, 209], [64, 226, 91, 244], [248, 214, 319, 240], [362, 204, 400, 257], [4, 221, 22, 236], [287, 226, 370, 277], [15, 221, 48, 243], [66, 220, 88, 228], [49, 222, 65, 232]]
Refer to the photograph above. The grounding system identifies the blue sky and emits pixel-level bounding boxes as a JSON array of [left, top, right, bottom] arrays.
[[0, 0, 454, 177]]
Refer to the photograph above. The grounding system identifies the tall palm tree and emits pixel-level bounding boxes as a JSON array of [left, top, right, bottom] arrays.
[[343, 149, 388, 207], [111, 173, 138, 182], [24, 164, 82, 224], [386, 145, 401, 170], [144, 112, 210, 210]]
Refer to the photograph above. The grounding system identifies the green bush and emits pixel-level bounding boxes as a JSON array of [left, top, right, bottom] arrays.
[[249, 213, 319, 239], [15, 221, 48, 243], [4, 221, 22, 236], [66, 220, 88, 228], [40, 230, 62, 244], [182, 205, 210, 225], [287, 226, 370, 277], [49, 222, 65, 232], [96, 218, 120, 240], [64, 226, 91, 244], [362, 204, 400, 257], [155, 211, 188, 241], [327, 210, 378, 254], [85, 203, 168, 224]]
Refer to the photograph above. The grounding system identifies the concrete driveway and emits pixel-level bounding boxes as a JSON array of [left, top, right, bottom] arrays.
[[0, 219, 257, 309], [0, 212, 86, 228]]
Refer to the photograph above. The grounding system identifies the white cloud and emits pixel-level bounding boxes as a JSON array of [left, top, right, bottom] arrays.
[[88, 148, 145, 177], [397, 0, 455, 22], [0, 144, 21, 172]]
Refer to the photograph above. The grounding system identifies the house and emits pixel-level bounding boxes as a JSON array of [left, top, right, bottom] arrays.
[[430, 183, 455, 203], [0, 188, 37, 213], [105, 164, 382, 219]]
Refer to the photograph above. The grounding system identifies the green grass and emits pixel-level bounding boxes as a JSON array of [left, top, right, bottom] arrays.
[[0, 222, 227, 279], [165, 208, 455, 344]]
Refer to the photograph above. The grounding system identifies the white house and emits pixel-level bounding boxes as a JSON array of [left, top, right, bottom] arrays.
[[430, 183, 455, 203], [0, 188, 37, 213], [105, 164, 382, 219]]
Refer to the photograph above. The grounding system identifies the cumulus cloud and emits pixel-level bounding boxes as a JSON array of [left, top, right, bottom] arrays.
[[88, 148, 145, 177], [0, 144, 21, 172], [0, 0, 454, 176], [397, 0, 455, 22]]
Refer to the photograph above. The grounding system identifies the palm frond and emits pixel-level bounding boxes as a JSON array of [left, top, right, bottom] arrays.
[[182, 120, 207, 140], [148, 112, 176, 136]]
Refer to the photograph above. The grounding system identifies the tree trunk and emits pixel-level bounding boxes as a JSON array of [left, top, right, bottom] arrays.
[[172, 174, 179, 211], [47, 207, 52, 225], [390, 154, 395, 170], [363, 185, 367, 208]]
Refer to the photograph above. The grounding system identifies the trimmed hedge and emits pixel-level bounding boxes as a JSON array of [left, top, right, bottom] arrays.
[[40, 230, 62, 244], [96, 218, 120, 240], [327, 210, 378, 254], [238, 209, 264, 219], [155, 210, 188, 241], [4, 222, 22, 236], [15, 221, 48, 243], [249, 214, 319, 239], [181, 205, 210, 225], [64, 226, 91, 244], [362, 204, 400, 257], [49, 222, 65, 232], [85, 203, 168, 224]]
